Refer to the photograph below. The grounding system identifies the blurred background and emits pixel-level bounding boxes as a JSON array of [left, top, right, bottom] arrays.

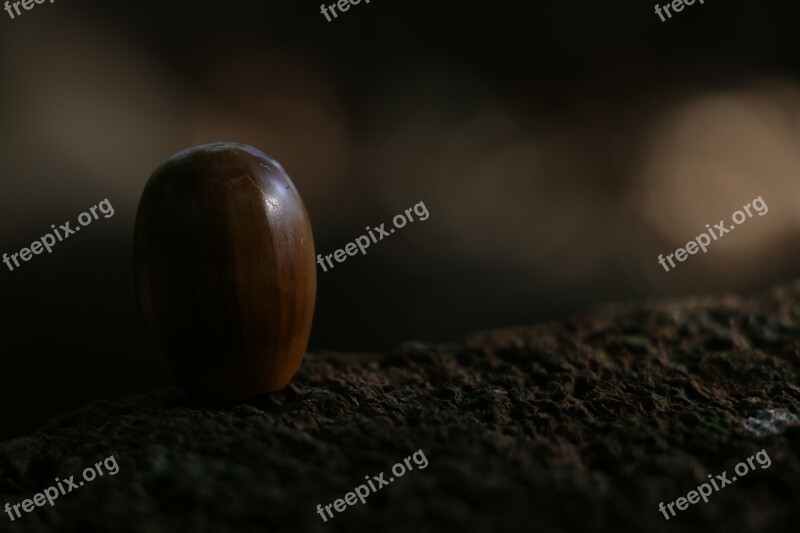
[[1, 0, 799, 440]]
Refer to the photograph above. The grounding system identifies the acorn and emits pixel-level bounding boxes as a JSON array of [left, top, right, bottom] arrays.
[[134, 142, 316, 400]]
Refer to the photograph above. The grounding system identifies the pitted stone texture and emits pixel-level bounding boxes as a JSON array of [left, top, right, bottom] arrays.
[[2, 283, 800, 532]]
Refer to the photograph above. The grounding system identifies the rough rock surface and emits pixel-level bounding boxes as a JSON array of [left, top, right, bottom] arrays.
[[2, 283, 800, 532]]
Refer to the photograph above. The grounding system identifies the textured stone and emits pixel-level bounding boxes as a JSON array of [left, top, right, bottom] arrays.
[[2, 283, 800, 532]]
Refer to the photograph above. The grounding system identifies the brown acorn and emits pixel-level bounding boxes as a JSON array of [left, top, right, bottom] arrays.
[[134, 142, 316, 400]]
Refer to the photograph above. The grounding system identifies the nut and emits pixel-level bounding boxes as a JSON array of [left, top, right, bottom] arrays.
[[134, 142, 316, 400]]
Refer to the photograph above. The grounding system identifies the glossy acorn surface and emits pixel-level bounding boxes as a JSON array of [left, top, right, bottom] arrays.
[[134, 142, 316, 400]]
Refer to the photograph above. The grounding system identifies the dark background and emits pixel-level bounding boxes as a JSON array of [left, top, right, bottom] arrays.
[[1, 0, 799, 440]]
